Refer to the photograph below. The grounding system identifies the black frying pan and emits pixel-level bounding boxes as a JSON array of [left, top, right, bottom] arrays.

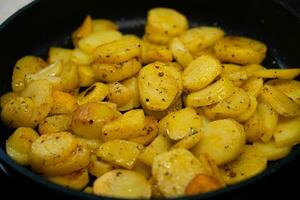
[[0, 0, 299, 199]]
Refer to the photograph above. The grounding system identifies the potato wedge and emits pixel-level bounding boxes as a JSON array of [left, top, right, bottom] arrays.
[[107, 82, 131, 107], [93, 35, 141, 63], [138, 62, 181, 111], [143, 32, 172, 45], [273, 116, 300, 147], [146, 7, 188, 37], [118, 77, 140, 111], [159, 107, 203, 140], [192, 119, 246, 165], [70, 48, 92, 65], [38, 115, 71, 135], [93, 169, 151, 199], [77, 82, 109, 105], [72, 15, 93, 45], [93, 57, 141, 82], [88, 154, 118, 177], [253, 68, 300, 79], [77, 65, 96, 87], [48, 47, 73, 64], [101, 109, 145, 141], [241, 77, 264, 97], [60, 62, 80, 92], [77, 137, 103, 154], [220, 145, 267, 185], [152, 149, 206, 197], [169, 37, 194, 68], [141, 41, 172, 64], [6, 127, 39, 165], [260, 85, 300, 117], [11, 56, 47, 92], [78, 30, 122, 53], [221, 64, 248, 86], [183, 54, 222, 91], [180, 26, 225, 54], [51, 90, 78, 115], [97, 140, 143, 169], [185, 78, 235, 107], [48, 168, 89, 190], [214, 36, 267, 65], [71, 102, 120, 139], [253, 141, 291, 161], [139, 134, 172, 166], [204, 88, 250, 119]]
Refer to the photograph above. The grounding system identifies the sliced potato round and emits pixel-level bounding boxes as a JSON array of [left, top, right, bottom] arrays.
[[244, 111, 264, 143], [236, 95, 257, 122], [6, 127, 39, 165], [241, 77, 264, 97], [107, 82, 132, 107], [253, 141, 292, 161], [77, 65, 96, 87], [169, 37, 193, 68], [220, 145, 267, 185], [141, 40, 172, 64], [214, 36, 267, 65], [152, 149, 206, 197], [183, 54, 222, 91], [88, 154, 117, 177], [192, 119, 246, 165], [253, 68, 300, 79], [171, 131, 203, 150], [118, 77, 140, 111], [185, 174, 222, 196], [93, 169, 151, 199], [51, 90, 78, 115], [77, 82, 109, 105], [0, 92, 19, 108]]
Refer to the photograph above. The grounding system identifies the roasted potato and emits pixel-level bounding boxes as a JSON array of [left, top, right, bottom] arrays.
[[0, 92, 19, 108], [171, 131, 203, 150], [107, 82, 131, 107], [241, 77, 264, 97], [51, 90, 78, 115], [88, 154, 118, 177], [252, 141, 292, 161], [77, 82, 109, 105], [38, 115, 71, 135], [77, 65, 96, 87], [141, 41, 172, 64], [48, 47, 73, 64], [70, 48, 92, 65], [169, 37, 194, 68], [118, 77, 140, 111], [60, 62, 80, 92]]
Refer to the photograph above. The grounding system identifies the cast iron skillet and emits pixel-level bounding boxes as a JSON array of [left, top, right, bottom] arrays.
[[0, 0, 299, 199]]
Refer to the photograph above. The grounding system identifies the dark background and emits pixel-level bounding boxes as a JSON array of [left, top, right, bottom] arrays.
[[0, 0, 299, 199]]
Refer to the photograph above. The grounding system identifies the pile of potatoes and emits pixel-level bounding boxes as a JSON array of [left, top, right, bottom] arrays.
[[1, 7, 300, 199]]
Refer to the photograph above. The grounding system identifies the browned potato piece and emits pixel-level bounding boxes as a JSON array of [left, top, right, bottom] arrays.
[[169, 37, 194, 68], [221, 64, 248, 86], [214, 36, 267, 65], [93, 35, 141, 64], [70, 48, 92, 65], [185, 174, 222, 196], [48, 47, 73, 64], [60, 62, 80, 92], [88, 154, 118, 177], [48, 168, 89, 190], [118, 77, 140, 111], [0, 92, 19, 108], [107, 82, 132, 107], [77, 65, 96, 87], [6, 127, 39, 165], [244, 111, 264, 143], [93, 57, 141, 82], [77, 137, 103, 154], [253, 68, 300, 79], [72, 15, 93, 46], [11, 56, 47, 92], [77, 82, 109, 105], [141, 41, 172, 64], [143, 32, 172, 45], [71, 102, 120, 139], [241, 77, 264, 97], [92, 19, 118, 32], [38, 115, 71, 135], [51, 91, 78, 115]]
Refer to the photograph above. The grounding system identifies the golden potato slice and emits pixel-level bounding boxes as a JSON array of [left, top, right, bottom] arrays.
[[51, 91, 78, 115], [107, 82, 131, 107], [183, 54, 222, 91], [132, 160, 151, 179], [139, 134, 172, 166], [72, 15, 93, 45], [146, 7, 188, 37], [77, 65, 96, 87], [260, 85, 300, 117], [101, 109, 145, 141], [38, 115, 71, 135], [257, 99, 278, 143], [185, 78, 235, 107], [220, 145, 267, 185], [1, 97, 35, 128], [241, 77, 264, 97], [192, 119, 246, 165], [118, 77, 140, 111], [204, 88, 250, 119], [152, 149, 206, 197], [236, 95, 257, 122], [185, 174, 222, 196], [253, 141, 291, 161], [48, 168, 89, 190], [77, 137, 103, 154], [169, 37, 193, 68], [92, 19, 118, 32], [243, 63, 264, 76], [77, 82, 109, 105], [129, 116, 158, 145], [6, 127, 39, 165], [60, 62, 80, 92], [93, 35, 141, 63], [253, 68, 300, 79], [138, 62, 181, 111], [244, 111, 264, 142], [93, 169, 151, 199], [41, 145, 90, 176], [48, 47, 73, 64], [221, 64, 248, 86], [141, 41, 172, 64], [97, 140, 143, 169], [93, 57, 141, 82], [78, 30, 122, 53], [0, 92, 19, 108], [214, 36, 267, 65], [274, 116, 300, 147], [30, 132, 78, 169], [159, 107, 203, 140], [88, 154, 118, 177], [11, 56, 47, 92], [143, 32, 172, 45], [70, 48, 92, 65], [171, 132, 203, 150], [71, 102, 120, 139], [267, 79, 300, 105]]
